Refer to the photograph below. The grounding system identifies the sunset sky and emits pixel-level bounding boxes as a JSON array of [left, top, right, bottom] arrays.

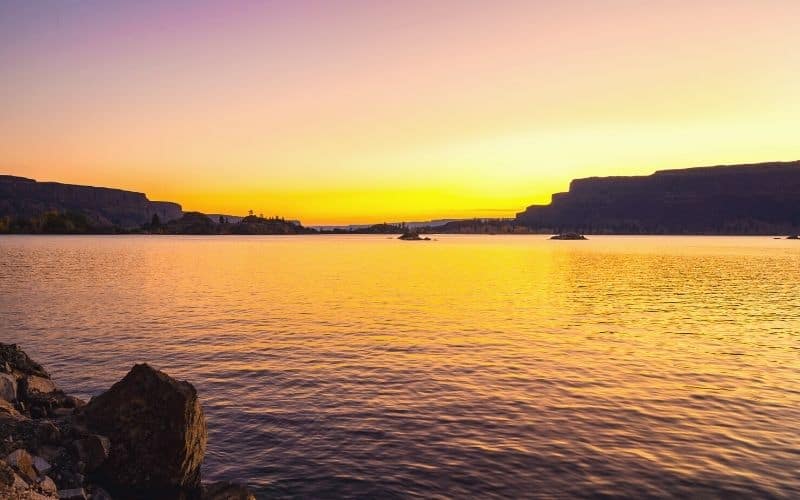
[[1, 0, 798, 224]]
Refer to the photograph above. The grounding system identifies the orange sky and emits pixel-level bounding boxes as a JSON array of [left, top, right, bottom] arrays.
[[1, 1, 798, 224]]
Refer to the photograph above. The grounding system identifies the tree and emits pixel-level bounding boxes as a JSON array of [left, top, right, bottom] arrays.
[[218, 215, 225, 225], [248, 209, 254, 216], [151, 213, 161, 228]]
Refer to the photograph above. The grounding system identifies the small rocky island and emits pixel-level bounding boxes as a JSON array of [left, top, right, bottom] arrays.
[[398, 231, 430, 241], [549, 232, 587, 240], [0, 344, 253, 500]]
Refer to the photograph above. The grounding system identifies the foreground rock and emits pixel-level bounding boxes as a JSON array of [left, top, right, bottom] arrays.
[[550, 232, 587, 240], [80, 364, 207, 497], [0, 344, 254, 499]]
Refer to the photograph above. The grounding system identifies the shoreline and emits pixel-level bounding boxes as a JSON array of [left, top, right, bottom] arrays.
[[0, 343, 253, 500]]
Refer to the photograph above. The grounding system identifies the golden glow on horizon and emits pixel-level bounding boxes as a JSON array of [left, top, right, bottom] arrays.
[[1, 1, 798, 224]]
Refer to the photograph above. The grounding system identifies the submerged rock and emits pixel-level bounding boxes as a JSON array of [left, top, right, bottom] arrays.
[[203, 481, 257, 500], [81, 363, 207, 496]]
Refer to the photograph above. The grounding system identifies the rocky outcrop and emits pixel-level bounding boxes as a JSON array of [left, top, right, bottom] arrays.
[[0, 344, 252, 500], [516, 161, 800, 234], [0, 175, 182, 230], [161, 212, 218, 235], [398, 231, 430, 241], [81, 364, 207, 497]]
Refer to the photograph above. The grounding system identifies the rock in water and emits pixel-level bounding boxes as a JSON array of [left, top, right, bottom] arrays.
[[80, 364, 207, 496], [549, 232, 588, 240]]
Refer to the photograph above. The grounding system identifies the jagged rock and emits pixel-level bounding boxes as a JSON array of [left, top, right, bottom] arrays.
[[6, 449, 37, 483], [0, 345, 49, 379], [202, 481, 256, 500], [21, 376, 56, 399], [81, 364, 207, 495], [72, 435, 110, 473], [0, 398, 23, 417], [0, 373, 17, 402], [57, 488, 87, 499]]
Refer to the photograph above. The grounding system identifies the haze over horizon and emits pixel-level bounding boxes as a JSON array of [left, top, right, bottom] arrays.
[[2, 1, 799, 225]]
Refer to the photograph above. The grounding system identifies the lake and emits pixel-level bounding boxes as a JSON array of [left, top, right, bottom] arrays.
[[1, 235, 798, 498]]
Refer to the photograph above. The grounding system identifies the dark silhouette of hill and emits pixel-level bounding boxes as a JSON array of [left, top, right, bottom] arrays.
[[0, 175, 182, 232], [516, 161, 800, 234]]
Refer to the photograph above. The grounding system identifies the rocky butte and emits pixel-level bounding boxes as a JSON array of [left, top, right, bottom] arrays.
[[0, 176, 182, 230], [516, 161, 800, 235], [0, 343, 254, 500]]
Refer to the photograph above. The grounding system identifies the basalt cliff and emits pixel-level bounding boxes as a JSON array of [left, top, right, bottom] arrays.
[[0, 176, 182, 231], [516, 161, 800, 234]]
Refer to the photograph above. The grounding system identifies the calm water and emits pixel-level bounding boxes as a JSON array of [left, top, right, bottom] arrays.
[[1, 235, 799, 498]]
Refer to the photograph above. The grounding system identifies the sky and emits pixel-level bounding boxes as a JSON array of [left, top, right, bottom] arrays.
[[1, 0, 798, 224]]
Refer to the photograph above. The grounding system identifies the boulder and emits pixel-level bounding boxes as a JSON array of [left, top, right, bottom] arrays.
[[0, 373, 17, 402], [6, 449, 37, 483], [0, 399, 25, 421], [21, 376, 57, 400], [80, 364, 207, 495]]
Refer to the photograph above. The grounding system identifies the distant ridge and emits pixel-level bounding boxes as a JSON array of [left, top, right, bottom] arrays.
[[516, 161, 800, 234]]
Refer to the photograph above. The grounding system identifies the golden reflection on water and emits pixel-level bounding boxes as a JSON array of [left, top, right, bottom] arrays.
[[1, 235, 799, 497]]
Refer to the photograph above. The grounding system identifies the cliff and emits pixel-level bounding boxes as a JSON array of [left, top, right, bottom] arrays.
[[516, 161, 800, 234], [0, 176, 182, 230]]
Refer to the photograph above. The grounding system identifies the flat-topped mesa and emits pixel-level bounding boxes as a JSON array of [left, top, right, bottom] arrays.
[[0, 175, 182, 229], [516, 161, 800, 235]]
